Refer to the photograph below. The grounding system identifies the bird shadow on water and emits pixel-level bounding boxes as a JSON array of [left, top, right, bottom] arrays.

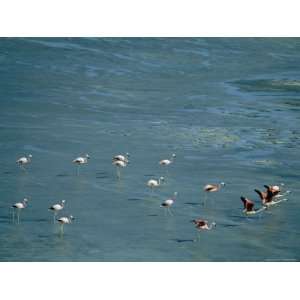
[[56, 173, 70, 177], [184, 202, 202, 206], [127, 198, 143, 201], [95, 171, 109, 179], [171, 238, 195, 243]]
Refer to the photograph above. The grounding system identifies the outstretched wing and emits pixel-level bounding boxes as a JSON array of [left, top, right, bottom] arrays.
[[254, 189, 264, 200]]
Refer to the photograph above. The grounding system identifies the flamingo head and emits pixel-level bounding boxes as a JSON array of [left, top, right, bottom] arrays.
[[220, 182, 226, 186], [28, 154, 32, 158], [211, 222, 217, 227], [23, 198, 29, 203], [160, 177, 165, 182], [69, 215, 75, 221], [85, 154, 90, 159], [61, 200, 66, 204], [172, 153, 176, 158]]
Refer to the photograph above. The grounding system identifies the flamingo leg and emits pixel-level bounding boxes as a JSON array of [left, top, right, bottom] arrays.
[[60, 224, 64, 236], [151, 188, 154, 197], [17, 209, 20, 224], [167, 207, 173, 216], [21, 165, 27, 173], [116, 167, 121, 180], [76, 165, 80, 176], [53, 212, 57, 224], [194, 231, 201, 242], [12, 209, 15, 223], [165, 168, 169, 177]]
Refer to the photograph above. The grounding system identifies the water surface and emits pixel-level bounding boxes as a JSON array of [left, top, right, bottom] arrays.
[[0, 38, 299, 261]]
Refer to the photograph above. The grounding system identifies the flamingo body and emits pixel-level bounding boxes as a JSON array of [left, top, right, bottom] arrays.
[[192, 219, 216, 230], [159, 154, 176, 166], [73, 154, 89, 165]]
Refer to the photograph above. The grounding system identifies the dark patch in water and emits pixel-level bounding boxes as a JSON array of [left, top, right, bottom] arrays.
[[56, 173, 69, 177], [3, 171, 12, 174], [96, 175, 108, 179], [172, 239, 195, 243], [222, 224, 239, 227], [148, 214, 158, 217], [144, 174, 155, 177], [127, 198, 142, 201], [185, 202, 201, 206]]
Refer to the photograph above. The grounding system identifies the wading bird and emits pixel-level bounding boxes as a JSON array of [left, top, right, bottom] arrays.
[[254, 186, 274, 205], [57, 215, 74, 235], [16, 154, 32, 171], [255, 185, 288, 207], [203, 182, 225, 205], [160, 192, 178, 216], [159, 154, 176, 167], [241, 196, 266, 215], [49, 200, 66, 223], [192, 219, 216, 230], [147, 177, 165, 193], [112, 153, 129, 179], [191, 219, 216, 241], [72, 154, 89, 175], [112, 153, 129, 164], [11, 198, 29, 224]]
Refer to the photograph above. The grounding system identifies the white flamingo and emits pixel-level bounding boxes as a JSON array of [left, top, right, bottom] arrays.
[[72, 154, 90, 175], [159, 153, 176, 167], [147, 177, 165, 193], [16, 154, 32, 171], [11, 198, 29, 224], [57, 215, 74, 235], [112, 153, 129, 164], [112, 153, 129, 179], [203, 182, 225, 205], [49, 200, 66, 223], [160, 192, 178, 216]]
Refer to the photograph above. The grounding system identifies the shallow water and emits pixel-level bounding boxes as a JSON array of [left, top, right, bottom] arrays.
[[0, 38, 299, 261]]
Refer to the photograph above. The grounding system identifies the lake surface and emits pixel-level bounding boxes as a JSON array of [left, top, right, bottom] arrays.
[[0, 38, 299, 261]]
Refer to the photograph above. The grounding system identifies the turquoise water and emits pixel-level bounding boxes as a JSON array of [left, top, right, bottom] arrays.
[[0, 38, 299, 261]]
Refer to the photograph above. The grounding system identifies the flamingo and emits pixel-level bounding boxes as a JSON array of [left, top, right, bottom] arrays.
[[203, 182, 225, 205], [254, 186, 274, 205], [112, 153, 129, 164], [49, 200, 66, 223], [16, 154, 32, 171], [241, 196, 266, 215], [147, 177, 165, 193], [160, 192, 178, 216], [255, 185, 288, 207], [72, 154, 90, 175], [159, 154, 176, 174], [112, 153, 129, 179], [191, 219, 216, 241], [266, 184, 290, 199], [192, 219, 216, 230], [11, 198, 29, 224], [57, 215, 74, 235]]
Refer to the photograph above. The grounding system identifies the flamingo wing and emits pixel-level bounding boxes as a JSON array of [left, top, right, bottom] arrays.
[[254, 189, 263, 199]]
